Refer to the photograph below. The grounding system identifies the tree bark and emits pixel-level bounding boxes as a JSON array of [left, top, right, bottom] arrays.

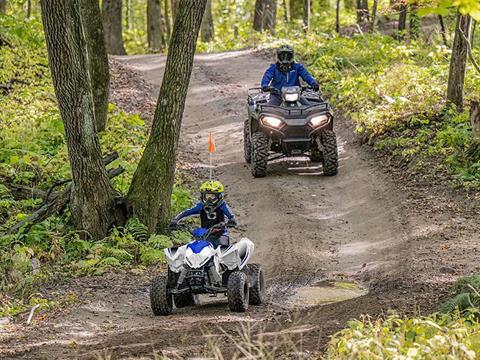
[[371, 0, 378, 32], [147, 0, 165, 51], [253, 0, 264, 32], [170, 0, 179, 23], [397, 2, 407, 40], [438, 15, 448, 47], [471, 101, 480, 141], [335, 0, 340, 33], [80, 0, 110, 132], [282, 0, 288, 23], [447, 12, 472, 110], [127, 0, 206, 233], [41, 0, 117, 239], [200, 0, 214, 42], [102, 0, 126, 55], [0, 0, 6, 13], [263, 0, 276, 34], [303, 0, 310, 32], [356, 0, 369, 27]]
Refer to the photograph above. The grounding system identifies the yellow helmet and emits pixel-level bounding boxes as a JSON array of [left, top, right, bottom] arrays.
[[200, 180, 224, 207]]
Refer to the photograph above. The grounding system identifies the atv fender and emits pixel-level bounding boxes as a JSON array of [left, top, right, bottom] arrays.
[[217, 238, 255, 271], [164, 245, 187, 273]]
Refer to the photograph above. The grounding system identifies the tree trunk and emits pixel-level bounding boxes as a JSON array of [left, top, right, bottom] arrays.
[[80, 0, 110, 132], [335, 0, 340, 33], [27, 0, 31, 18], [102, 0, 126, 55], [303, 0, 310, 31], [164, 0, 171, 45], [371, 0, 378, 32], [127, 0, 206, 233], [290, 0, 302, 20], [147, 0, 165, 51], [253, 0, 264, 32], [0, 0, 6, 13], [409, 0, 420, 39], [41, 0, 117, 240], [263, 0, 276, 34], [200, 0, 214, 42], [471, 101, 480, 141], [447, 12, 472, 110], [356, 0, 369, 26], [397, 2, 407, 39], [438, 15, 448, 47]]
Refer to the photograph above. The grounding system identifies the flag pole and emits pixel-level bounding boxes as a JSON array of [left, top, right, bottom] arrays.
[[209, 151, 213, 180]]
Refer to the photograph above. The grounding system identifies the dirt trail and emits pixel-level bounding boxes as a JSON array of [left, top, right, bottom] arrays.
[[1, 50, 448, 359]]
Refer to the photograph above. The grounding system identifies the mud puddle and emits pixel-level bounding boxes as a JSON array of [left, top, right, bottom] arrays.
[[291, 280, 367, 307]]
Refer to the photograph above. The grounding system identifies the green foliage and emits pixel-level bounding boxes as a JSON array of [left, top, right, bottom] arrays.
[[327, 313, 480, 359], [125, 217, 149, 242], [139, 246, 166, 266], [440, 274, 480, 314]]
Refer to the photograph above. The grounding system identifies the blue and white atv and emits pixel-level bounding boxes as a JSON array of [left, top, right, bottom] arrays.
[[150, 223, 265, 315]]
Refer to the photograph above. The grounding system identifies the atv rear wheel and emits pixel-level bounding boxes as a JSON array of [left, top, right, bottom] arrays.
[[150, 274, 173, 315], [174, 293, 195, 308], [227, 271, 249, 312], [247, 263, 265, 305], [243, 120, 252, 164], [251, 132, 269, 178], [320, 130, 338, 176]]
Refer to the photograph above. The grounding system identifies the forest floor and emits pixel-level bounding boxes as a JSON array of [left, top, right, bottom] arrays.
[[2, 50, 480, 359]]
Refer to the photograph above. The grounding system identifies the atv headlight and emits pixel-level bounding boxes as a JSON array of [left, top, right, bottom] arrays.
[[284, 93, 299, 102], [262, 116, 283, 128], [309, 114, 329, 127]]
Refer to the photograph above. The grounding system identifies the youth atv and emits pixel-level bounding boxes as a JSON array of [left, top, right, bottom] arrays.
[[245, 86, 338, 177], [150, 223, 265, 315]]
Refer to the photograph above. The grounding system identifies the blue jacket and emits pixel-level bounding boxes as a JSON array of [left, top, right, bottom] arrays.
[[261, 63, 318, 91], [174, 201, 236, 236]]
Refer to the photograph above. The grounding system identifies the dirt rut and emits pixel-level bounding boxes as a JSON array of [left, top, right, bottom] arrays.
[[2, 50, 417, 359]]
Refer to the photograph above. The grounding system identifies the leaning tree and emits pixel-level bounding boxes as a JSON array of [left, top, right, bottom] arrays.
[[41, 0, 118, 239], [128, 0, 207, 232]]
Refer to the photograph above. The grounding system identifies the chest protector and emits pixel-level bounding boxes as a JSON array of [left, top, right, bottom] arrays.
[[200, 206, 224, 230]]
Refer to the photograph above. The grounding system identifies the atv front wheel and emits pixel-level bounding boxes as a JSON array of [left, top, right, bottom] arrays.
[[244, 120, 252, 164], [227, 271, 249, 312], [150, 274, 173, 315], [247, 263, 265, 305], [320, 130, 338, 176], [174, 293, 195, 308], [251, 132, 269, 178]]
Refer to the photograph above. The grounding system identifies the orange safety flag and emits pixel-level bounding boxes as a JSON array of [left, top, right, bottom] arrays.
[[208, 133, 216, 153]]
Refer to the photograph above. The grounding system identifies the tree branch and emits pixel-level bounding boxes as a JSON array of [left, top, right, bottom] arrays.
[[458, 22, 480, 75]]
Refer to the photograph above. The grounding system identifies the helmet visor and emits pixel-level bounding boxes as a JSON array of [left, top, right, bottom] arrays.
[[278, 51, 293, 63], [204, 193, 217, 201]]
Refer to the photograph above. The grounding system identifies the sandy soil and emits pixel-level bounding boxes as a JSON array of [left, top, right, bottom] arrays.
[[2, 50, 480, 359]]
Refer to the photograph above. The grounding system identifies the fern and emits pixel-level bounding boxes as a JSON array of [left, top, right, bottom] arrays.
[[125, 218, 149, 242]]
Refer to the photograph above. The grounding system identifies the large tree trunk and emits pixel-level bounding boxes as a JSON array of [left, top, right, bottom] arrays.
[[447, 12, 472, 110], [0, 0, 6, 13], [253, 0, 264, 31], [290, 0, 302, 20], [200, 0, 214, 42], [263, 0, 276, 34], [41, 0, 117, 240], [102, 0, 126, 55], [303, 0, 310, 31], [147, 0, 165, 51], [80, 0, 110, 132], [127, 0, 206, 233]]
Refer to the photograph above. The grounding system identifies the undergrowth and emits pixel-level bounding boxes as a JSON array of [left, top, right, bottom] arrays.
[[0, 14, 194, 316]]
